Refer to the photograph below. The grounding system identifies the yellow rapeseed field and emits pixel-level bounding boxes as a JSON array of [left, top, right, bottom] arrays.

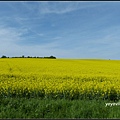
[[0, 58, 120, 100]]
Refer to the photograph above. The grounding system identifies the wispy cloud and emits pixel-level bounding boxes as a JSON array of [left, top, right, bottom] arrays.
[[20, 2, 102, 15], [53, 37, 62, 40], [0, 26, 22, 43], [38, 2, 100, 14], [0, 25, 60, 57]]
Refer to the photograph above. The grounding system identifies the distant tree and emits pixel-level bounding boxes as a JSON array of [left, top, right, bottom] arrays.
[[49, 55, 56, 59], [1, 55, 7, 58], [44, 56, 56, 59], [22, 55, 24, 58], [27, 56, 31, 58]]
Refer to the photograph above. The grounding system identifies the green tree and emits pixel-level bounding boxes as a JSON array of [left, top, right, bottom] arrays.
[[1, 55, 7, 58]]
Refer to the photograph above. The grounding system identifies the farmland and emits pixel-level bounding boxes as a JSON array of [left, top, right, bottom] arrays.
[[0, 58, 120, 118], [0, 58, 120, 100]]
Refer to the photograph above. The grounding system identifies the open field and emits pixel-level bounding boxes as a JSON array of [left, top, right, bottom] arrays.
[[0, 58, 120, 100], [0, 58, 120, 118]]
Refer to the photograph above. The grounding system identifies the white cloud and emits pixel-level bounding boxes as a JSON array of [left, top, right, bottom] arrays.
[[0, 27, 21, 43], [5, 1, 107, 16], [0, 25, 60, 57], [19, 2, 101, 15], [38, 2, 85, 14], [53, 37, 62, 40]]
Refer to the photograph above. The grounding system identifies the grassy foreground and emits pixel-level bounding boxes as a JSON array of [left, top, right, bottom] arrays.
[[0, 98, 120, 118]]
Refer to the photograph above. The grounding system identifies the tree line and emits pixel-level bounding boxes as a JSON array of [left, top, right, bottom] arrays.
[[1, 55, 56, 59]]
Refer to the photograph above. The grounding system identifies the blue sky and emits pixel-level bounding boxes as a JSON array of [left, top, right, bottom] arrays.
[[0, 1, 120, 59]]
